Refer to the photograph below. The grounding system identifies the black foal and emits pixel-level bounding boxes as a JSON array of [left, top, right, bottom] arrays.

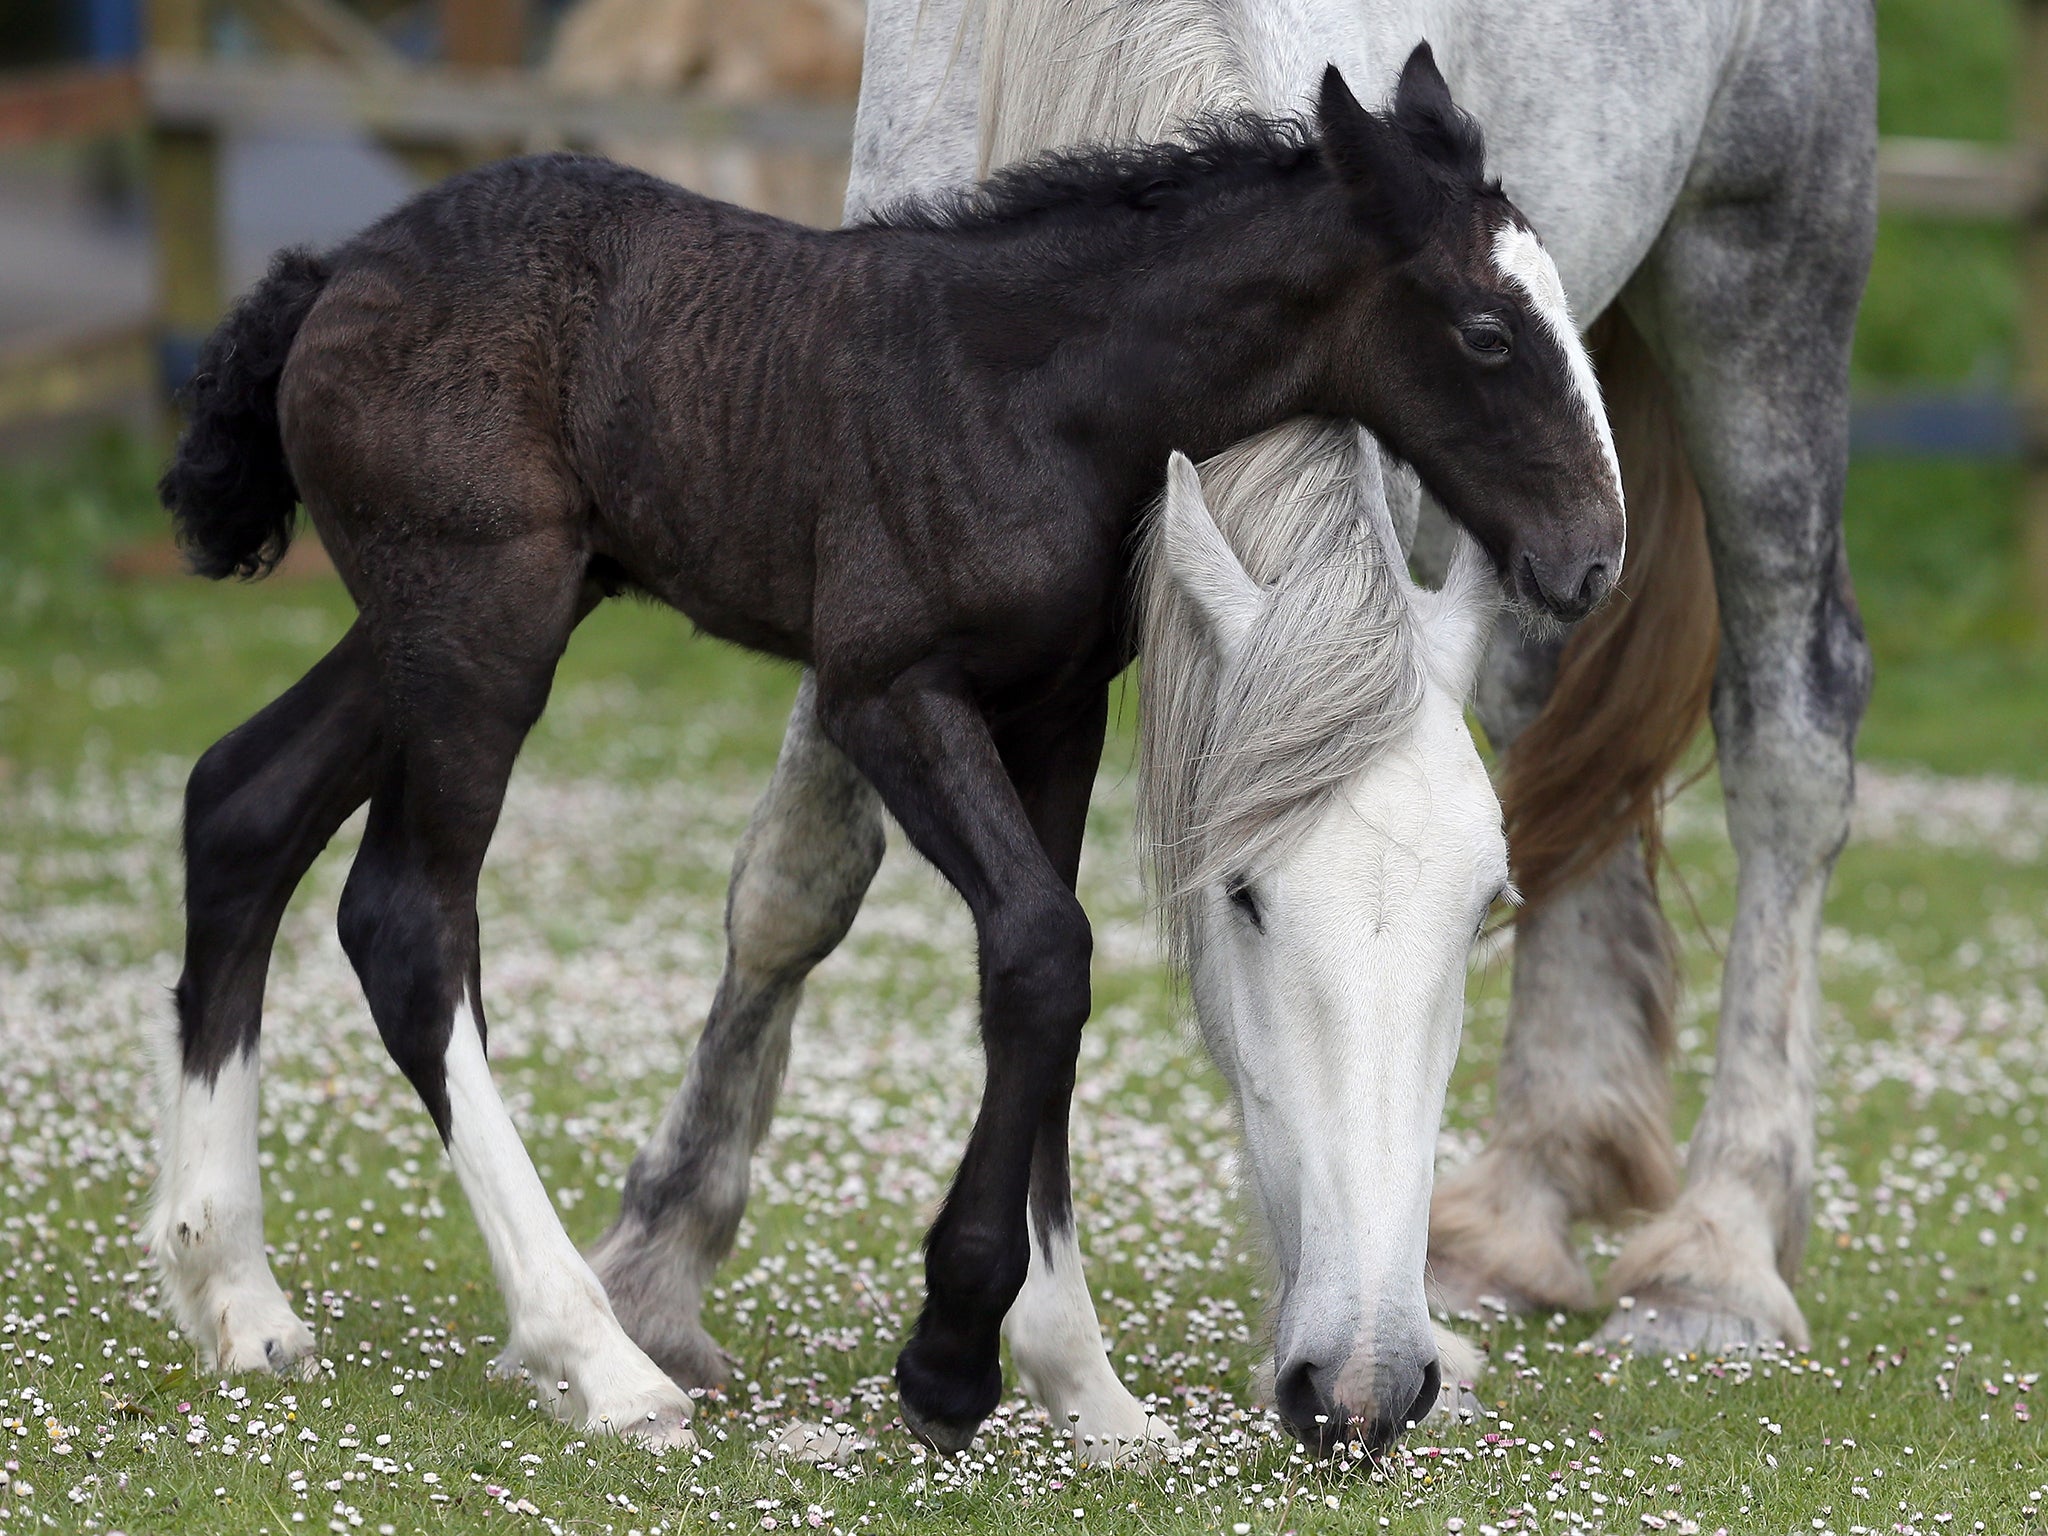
[[148, 47, 1622, 1450]]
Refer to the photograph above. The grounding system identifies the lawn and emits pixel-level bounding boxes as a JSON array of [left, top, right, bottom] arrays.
[[4, 472, 2046, 1535], [2, 1, 2046, 1531]]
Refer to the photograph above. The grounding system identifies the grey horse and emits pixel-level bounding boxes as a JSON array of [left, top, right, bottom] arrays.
[[590, 0, 1875, 1453]]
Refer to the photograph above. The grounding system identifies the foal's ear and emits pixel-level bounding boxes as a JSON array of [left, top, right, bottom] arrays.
[[1161, 452, 1261, 659], [1391, 42, 1487, 183], [1315, 63, 1437, 254]]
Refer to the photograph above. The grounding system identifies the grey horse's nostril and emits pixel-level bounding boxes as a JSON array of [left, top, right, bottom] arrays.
[[1275, 1360, 1345, 1452], [1357, 1356, 1443, 1452], [1403, 1356, 1442, 1433]]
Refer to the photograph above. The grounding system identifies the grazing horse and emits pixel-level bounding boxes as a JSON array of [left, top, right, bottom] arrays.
[[146, 57, 1623, 1454], [596, 0, 1876, 1456]]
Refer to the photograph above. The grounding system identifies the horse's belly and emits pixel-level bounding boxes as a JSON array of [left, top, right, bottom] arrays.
[[596, 494, 820, 663]]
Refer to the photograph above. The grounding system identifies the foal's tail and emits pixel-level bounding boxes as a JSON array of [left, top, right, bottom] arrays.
[[1499, 309, 1720, 911], [160, 248, 332, 580]]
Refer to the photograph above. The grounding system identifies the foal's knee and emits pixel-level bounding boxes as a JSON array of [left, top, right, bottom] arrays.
[[983, 896, 1093, 1049], [182, 730, 296, 899]]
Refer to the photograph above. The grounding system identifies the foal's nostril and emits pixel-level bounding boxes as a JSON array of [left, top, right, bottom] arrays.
[[1519, 549, 1612, 621], [1575, 559, 1612, 611]]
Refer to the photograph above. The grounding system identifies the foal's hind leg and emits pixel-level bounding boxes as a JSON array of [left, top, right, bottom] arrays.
[[335, 542, 693, 1446], [1591, 22, 1875, 1355], [146, 626, 387, 1377], [590, 676, 885, 1388]]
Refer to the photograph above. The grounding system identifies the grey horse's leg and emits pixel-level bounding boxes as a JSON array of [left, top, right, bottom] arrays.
[[1428, 622, 1681, 1317], [586, 0, 979, 1391], [589, 679, 885, 1384], [1589, 12, 1876, 1354]]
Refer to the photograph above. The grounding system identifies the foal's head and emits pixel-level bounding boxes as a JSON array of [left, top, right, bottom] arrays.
[[1308, 45, 1623, 621]]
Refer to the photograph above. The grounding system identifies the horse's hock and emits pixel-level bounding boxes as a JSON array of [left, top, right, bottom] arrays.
[[546, 0, 864, 226]]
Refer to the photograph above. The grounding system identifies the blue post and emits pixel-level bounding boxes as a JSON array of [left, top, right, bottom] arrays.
[[83, 0, 144, 63]]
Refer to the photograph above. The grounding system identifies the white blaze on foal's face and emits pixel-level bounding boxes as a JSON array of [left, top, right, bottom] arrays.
[[1158, 451, 1506, 1449], [1491, 220, 1625, 532]]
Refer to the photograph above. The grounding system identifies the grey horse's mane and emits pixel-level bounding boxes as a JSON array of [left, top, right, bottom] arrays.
[[1135, 423, 1426, 975], [979, 0, 1253, 176], [977, 0, 1429, 971]]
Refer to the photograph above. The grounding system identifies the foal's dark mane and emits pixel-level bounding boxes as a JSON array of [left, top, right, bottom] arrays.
[[868, 112, 1323, 231]]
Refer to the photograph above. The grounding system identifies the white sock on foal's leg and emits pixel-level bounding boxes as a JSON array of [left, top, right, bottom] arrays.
[[1002, 1215, 1176, 1465], [441, 1004, 696, 1448], [145, 1034, 315, 1377]]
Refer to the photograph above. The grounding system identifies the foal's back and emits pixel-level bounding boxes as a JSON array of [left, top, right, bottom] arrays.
[[279, 156, 854, 653]]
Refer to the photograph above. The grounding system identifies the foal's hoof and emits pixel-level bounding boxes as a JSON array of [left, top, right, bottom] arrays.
[[899, 1399, 982, 1455], [894, 1341, 998, 1456]]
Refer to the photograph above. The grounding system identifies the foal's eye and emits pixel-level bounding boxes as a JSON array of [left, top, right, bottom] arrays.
[[1226, 878, 1263, 931], [1459, 321, 1512, 361]]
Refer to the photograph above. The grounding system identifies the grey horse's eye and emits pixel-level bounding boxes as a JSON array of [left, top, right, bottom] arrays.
[[1477, 881, 1517, 937], [1226, 877, 1263, 930]]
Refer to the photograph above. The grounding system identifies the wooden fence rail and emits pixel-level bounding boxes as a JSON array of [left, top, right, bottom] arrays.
[[142, 56, 855, 154]]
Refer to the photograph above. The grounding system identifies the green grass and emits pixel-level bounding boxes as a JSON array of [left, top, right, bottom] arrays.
[[3, 569, 2046, 1535]]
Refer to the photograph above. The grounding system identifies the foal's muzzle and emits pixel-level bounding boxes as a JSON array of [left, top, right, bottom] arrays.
[[1516, 546, 1614, 622]]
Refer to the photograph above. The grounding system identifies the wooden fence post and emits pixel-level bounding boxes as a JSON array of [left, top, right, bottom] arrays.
[[2022, 0, 2048, 609], [384, 0, 527, 183], [147, 0, 219, 400], [441, 0, 527, 70]]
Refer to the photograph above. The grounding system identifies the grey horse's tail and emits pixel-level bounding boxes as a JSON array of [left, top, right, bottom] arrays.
[[159, 247, 332, 580], [1499, 307, 1720, 912]]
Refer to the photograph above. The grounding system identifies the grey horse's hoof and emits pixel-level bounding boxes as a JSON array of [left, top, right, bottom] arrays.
[[1592, 1294, 1792, 1357]]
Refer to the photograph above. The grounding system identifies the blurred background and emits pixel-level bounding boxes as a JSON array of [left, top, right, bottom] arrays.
[[0, 0, 2041, 781]]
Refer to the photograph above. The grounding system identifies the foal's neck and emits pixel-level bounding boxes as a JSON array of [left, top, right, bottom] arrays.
[[948, 179, 1371, 501]]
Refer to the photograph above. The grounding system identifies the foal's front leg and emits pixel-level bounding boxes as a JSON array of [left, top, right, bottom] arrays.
[[994, 700, 1177, 1463], [820, 671, 1098, 1452]]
